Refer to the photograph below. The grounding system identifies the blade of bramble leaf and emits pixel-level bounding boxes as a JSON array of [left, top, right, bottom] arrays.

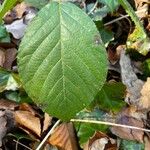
[[18, 1, 107, 120]]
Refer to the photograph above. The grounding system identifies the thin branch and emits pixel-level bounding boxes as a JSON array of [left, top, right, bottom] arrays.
[[36, 120, 61, 150], [71, 119, 150, 133], [104, 8, 147, 26]]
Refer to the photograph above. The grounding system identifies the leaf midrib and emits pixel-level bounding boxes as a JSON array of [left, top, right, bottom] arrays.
[[59, 2, 66, 100]]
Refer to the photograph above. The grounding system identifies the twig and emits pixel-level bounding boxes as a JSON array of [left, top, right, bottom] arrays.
[[36, 120, 61, 150], [13, 139, 32, 150], [71, 119, 150, 133], [87, 1, 98, 15], [104, 8, 147, 26]]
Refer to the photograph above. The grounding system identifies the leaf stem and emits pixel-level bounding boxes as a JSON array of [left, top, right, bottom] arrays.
[[71, 119, 150, 133], [36, 120, 61, 150]]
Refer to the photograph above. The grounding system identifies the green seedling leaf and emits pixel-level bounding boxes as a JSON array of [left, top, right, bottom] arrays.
[[5, 91, 21, 102], [0, 25, 10, 42], [75, 109, 109, 146], [0, 67, 19, 92], [0, 0, 20, 23], [18, 1, 107, 120], [92, 82, 126, 112], [119, 139, 144, 150], [24, 0, 49, 9], [143, 58, 150, 77]]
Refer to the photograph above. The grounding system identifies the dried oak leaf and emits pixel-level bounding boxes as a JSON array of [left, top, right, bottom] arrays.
[[48, 123, 78, 150], [15, 110, 41, 137], [84, 131, 117, 150]]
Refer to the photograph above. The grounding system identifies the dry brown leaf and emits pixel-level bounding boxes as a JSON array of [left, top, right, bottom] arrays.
[[4, 2, 28, 24], [0, 49, 5, 67], [84, 131, 117, 150], [3, 48, 17, 70], [48, 123, 78, 150], [111, 107, 144, 142], [15, 110, 41, 137], [19, 103, 37, 116], [119, 46, 144, 105], [139, 77, 150, 109], [0, 110, 15, 147], [0, 111, 7, 147], [43, 113, 52, 133], [0, 99, 18, 110], [134, 0, 149, 18], [144, 136, 150, 150], [14, 2, 28, 19]]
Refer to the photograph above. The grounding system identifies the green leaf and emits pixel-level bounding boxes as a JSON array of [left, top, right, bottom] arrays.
[[5, 91, 21, 102], [98, 0, 119, 13], [0, 0, 19, 23], [0, 25, 10, 42], [143, 59, 150, 77], [75, 109, 108, 145], [91, 6, 110, 21], [0, 68, 19, 92], [119, 140, 144, 150], [92, 82, 126, 112], [18, 1, 107, 120], [24, 0, 49, 9]]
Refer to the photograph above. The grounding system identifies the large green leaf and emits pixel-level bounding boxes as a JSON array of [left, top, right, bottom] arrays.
[[24, 0, 49, 9], [18, 1, 107, 120]]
